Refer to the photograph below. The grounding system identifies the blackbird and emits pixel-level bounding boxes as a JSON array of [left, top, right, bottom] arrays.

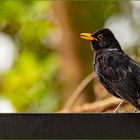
[[80, 28, 140, 111]]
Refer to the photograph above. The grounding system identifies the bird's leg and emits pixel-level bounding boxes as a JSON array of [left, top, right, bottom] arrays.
[[113, 100, 124, 113]]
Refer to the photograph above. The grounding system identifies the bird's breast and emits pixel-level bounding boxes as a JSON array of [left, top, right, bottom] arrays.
[[94, 54, 110, 82], [94, 54, 106, 75], [94, 61, 105, 81]]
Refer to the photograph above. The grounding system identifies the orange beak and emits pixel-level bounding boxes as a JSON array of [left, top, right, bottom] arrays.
[[80, 33, 97, 41]]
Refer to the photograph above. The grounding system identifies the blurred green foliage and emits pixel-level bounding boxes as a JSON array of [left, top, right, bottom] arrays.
[[0, 0, 135, 112], [0, 0, 61, 112]]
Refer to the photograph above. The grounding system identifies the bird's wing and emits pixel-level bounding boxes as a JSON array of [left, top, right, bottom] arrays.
[[128, 58, 140, 86], [100, 51, 140, 104]]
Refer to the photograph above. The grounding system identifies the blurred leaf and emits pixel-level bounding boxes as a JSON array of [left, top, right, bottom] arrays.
[[3, 50, 60, 112]]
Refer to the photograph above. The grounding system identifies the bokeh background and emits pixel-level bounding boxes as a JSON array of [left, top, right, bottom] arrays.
[[0, 1, 140, 112]]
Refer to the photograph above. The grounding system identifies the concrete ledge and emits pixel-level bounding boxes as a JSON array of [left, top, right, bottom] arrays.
[[0, 113, 139, 139]]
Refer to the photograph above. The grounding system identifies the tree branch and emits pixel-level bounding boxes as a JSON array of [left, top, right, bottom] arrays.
[[63, 72, 96, 110], [61, 97, 125, 112]]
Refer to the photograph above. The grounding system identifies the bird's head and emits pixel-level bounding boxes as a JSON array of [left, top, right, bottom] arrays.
[[80, 28, 122, 51]]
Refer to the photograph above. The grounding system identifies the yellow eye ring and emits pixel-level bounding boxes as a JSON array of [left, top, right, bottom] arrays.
[[98, 34, 103, 40]]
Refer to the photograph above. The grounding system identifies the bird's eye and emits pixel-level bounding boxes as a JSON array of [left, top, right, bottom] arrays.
[[98, 34, 103, 40]]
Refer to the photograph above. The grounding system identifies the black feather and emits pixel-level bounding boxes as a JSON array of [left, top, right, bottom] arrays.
[[92, 28, 140, 110]]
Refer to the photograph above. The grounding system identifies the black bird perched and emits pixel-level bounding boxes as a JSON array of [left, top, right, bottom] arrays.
[[80, 28, 140, 112]]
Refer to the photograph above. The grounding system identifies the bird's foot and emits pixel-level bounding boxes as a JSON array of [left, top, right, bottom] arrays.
[[113, 109, 119, 113]]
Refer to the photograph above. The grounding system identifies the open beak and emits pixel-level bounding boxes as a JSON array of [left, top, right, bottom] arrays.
[[80, 33, 97, 41]]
